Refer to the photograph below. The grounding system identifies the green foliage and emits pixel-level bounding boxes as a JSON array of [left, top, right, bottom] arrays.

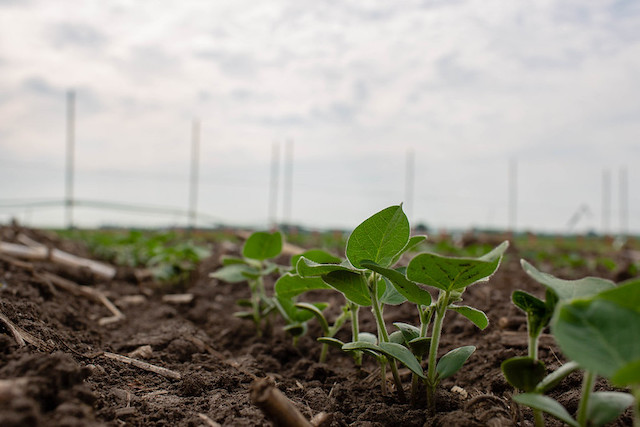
[[502, 260, 637, 427], [211, 230, 284, 336]]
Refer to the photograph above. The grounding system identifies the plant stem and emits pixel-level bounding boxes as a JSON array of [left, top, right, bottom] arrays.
[[576, 370, 595, 427], [426, 290, 450, 414], [349, 302, 362, 366], [380, 358, 388, 396], [250, 279, 262, 337], [369, 273, 405, 401], [528, 333, 539, 361], [533, 407, 545, 427]]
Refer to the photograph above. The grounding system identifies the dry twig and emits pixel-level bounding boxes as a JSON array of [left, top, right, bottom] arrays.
[[102, 351, 182, 380], [250, 378, 312, 427]]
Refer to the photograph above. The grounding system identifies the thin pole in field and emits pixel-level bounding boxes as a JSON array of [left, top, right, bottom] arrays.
[[65, 90, 75, 229], [620, 166, 628, 237], [188, 119, 200, 231], [508, 158, 517, 233], [282, 139, 293, 227], [268, 141, 280, 229], [602, 169, 611, 235], [405, 148, 415, 221]]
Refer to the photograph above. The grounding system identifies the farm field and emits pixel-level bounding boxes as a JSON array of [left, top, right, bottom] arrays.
[[0, 219, 638, 426]]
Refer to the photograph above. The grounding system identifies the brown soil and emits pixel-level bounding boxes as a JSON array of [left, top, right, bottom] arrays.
[[0, 225, 635, 426]]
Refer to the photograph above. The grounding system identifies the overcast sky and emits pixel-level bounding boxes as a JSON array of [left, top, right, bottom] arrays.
[[1, 0, 638, 233]]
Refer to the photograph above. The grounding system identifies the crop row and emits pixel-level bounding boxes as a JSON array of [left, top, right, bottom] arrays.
[[211, 205, 639, 426]]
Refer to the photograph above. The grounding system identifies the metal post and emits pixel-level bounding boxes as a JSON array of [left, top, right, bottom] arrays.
[[620, 166, 628, 237], [508, 158, 517, 233], [602, 169, 611, 235], [405, 149, 415, 220], [188, 119, 200, 231], [283, 139, 293, 227], [268, 142, 280, 229], [65, 90, 75, 229]]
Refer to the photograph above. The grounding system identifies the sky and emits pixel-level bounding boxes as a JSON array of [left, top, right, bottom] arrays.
[[0, 0, 639, 234]]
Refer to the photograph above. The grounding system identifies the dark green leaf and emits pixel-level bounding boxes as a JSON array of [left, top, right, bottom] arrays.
[[407, 254, 501, 292], [243, 231, 283, 261], [595, 280, 640, 314], [512, 290, 551, 336], [291, 249, 341, 268], [436, 345, 475, 380], [553, 298, 640, 382], [343, 341, 426, 378], [389, 330, 406, 345], [535, 361, 580, 393], [379, 277, 407, 305], [521, 260, 615, 301], [408, 337, 431, 358], [317, 337, 345, 349], [295, 302, 329, 335], [274, 273, 330, 299], [449, 305, 489, 330], [501, 357, 546, 392], [362, 262, 432, 306], [296, 257, 354, 277], [513, 394, 578, 427], [587, 392, 634, 427], [322, 270, 371, 306], [612, 360, 640, 387], [221, 256, 246, 265], [346, 205, 410, 269], [393, 322, 421, 342]]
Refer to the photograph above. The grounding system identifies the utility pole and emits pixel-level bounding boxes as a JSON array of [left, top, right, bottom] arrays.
[[602, 169, 611, 235], [188, 119, 200, 231], [405, 149, 415, 220], [508, 158, 517, 233], [65, 90, 75, 229], [282, 139, 294, 227], [268, 142, 280, 229]]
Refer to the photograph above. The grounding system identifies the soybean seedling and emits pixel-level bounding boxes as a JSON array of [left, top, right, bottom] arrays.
[[273, 249, 346, 352], [210, 231, 283, 336], [390, 240, 509, 413], [505, 260, 635, 427], [297, 205, 426, 400]]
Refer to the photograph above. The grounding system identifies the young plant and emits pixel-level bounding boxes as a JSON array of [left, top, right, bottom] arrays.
[[273, 249, 346, 352], [503, 260, 635, 427], [296, 204, 426, 400], [399, 240, 508, 412], [210, 231, 283, 336]]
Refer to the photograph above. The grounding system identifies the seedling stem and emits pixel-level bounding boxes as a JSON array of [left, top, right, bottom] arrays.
[[426, 290, 450, 413], [349, 302, 362, 366], [576, 370, 595, 426]]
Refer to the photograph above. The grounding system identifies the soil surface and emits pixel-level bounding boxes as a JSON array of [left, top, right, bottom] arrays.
[[0, 225, 635, 426]]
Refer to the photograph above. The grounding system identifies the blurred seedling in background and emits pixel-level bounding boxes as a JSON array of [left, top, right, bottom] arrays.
[[210, 231, 284, 336]]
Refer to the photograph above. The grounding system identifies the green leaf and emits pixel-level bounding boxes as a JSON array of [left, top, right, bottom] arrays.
[[322, 270, 372, 306], [358, 332, 378, 344], [274, 273, 330, 299], [408, 337, 431, 358], [389, 235, 428, 266], [296, 257, 354, 277], [587, 392, 634, 427], [436, 345, 475, 380], [478, 240, 509, 262], [243, 231, 283, 261], [612, 360, 640, 387], [449, 305, 489, 330], [501, 357, 546, 392], [210, 263, 258, 283], [535, 361, 580, 393], [283, 322, 307, 337], [346, 205, 410, 269], [553, 298, 640, 382], [291, 249, 341, 268], [595, 279, 640, 314], [342, 341, 426, 378], [513, 394, 579, 427], [389, 330, 406, 345], [221, 256, 246, 265], [233, 311, 254, 319], [379, 278, 407, 305], [362, 262, 432, 306], [521, 259, 615, 301], [295, 302, 329, 335], [512, 290, 552, 337], [407, 253, 501, 292], [317, 337, 345, 349], [393, 322, 421, 342]]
